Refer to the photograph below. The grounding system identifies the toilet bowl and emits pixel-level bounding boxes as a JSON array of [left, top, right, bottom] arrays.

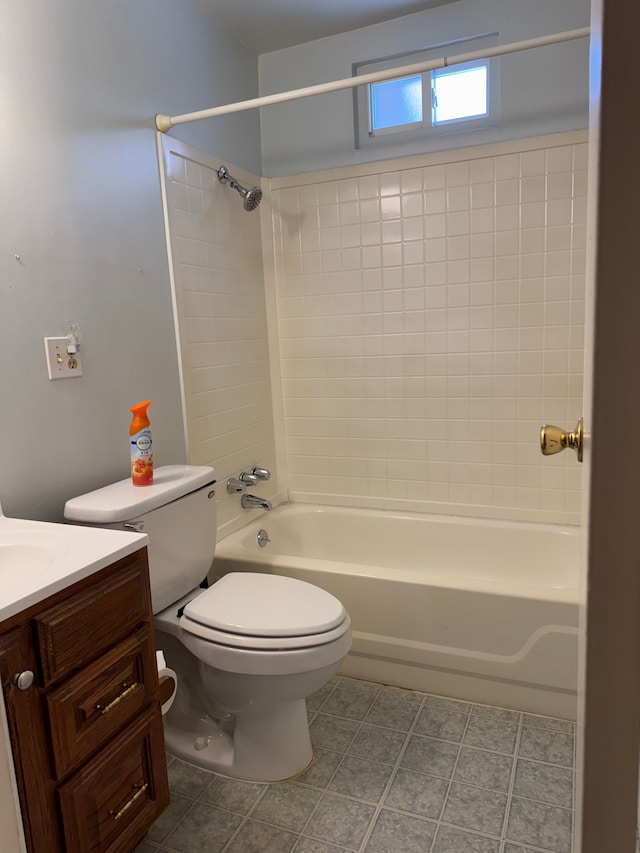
[[64, 465, 352, 781]]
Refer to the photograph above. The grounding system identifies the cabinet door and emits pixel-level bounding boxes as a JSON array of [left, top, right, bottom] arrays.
[[0, 624, 64, 853], [57, 705, 170, 853]]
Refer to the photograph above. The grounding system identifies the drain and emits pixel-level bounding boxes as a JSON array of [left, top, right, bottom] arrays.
[[256, 529, 271, 548]]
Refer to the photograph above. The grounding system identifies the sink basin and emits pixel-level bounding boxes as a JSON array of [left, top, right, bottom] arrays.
[[0, 527, 68, 594], [0, 509, 148, 623]]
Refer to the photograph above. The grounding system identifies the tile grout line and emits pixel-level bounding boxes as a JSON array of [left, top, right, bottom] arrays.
[[499, 710, 524, 851], [296, 677, 381, 850], [356, 691, 429, 852], [217, 779, 271, 853], [271, 674, 349, 851], [206, 684, 351, 853], [151, 685, 576, 853], [427, 702, 474, 853]]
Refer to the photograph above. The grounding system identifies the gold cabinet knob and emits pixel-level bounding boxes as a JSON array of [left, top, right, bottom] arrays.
[[540, 418, 583, 463]]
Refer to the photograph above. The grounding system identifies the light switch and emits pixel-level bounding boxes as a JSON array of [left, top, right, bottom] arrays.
[[44, 337, 83, 380]]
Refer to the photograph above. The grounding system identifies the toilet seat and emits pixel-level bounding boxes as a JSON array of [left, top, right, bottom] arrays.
[[179, 612, 351, 651], [180, 572, 350, 651]]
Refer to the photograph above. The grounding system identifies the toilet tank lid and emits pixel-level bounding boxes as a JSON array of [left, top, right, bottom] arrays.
[[64, 465, 216, 523]]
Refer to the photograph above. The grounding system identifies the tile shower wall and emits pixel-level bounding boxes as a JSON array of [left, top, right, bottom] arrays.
[[160, 137, 279, 533], [269, 132, 587, 524]]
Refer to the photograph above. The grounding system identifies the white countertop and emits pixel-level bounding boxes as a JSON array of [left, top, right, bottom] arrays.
[[0, 515, 148, 624]]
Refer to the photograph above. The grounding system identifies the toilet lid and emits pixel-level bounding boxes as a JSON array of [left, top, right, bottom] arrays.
[[182, 572, 346, 637]]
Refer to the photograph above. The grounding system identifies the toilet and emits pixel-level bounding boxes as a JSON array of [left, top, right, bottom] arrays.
[[64, 465, 351, 782]]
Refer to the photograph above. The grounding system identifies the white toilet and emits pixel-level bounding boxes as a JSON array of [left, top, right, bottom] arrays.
[[64, 465, 351, 782]]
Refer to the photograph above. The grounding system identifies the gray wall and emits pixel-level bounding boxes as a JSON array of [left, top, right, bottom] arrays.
[[0, 1, 261, 521], [259, 0, 591, 176]]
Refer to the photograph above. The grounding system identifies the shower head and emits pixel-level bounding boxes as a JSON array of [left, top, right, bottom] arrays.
[[217, 165, 263, 212]]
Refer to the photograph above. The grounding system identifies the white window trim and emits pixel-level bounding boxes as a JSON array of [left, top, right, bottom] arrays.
[[353, 33, 501, 150]]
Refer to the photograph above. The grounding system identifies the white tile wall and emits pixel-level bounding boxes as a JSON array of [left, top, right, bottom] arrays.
[[269, 133, 587, 524], [160, 138, 279, 534]]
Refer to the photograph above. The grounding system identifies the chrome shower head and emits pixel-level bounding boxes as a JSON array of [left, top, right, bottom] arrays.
[[218, 165, 263, 212]]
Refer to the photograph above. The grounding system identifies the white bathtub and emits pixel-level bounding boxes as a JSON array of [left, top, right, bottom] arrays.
[[213, 503, 580, 719]]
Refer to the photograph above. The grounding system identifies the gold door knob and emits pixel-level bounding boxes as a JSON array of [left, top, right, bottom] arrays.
[[540, 418, 583, 463]]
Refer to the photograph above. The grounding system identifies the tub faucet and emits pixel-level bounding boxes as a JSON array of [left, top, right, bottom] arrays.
[[241, 493, 272, 511]]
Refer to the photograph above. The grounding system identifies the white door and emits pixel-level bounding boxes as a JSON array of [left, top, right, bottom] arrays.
[[575, 0, 640, 850]]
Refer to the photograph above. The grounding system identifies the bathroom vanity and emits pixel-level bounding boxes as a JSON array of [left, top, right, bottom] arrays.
[[0, 515, 169, 852]]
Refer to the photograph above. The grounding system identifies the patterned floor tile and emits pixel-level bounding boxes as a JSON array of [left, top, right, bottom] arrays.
[[304, 793, 376, 850], [364, 808, 438, 852], [296, 748, 343, 789], [512, 759, 574, 808], [471, 704, 522, 724], [293, 838, 346, 853], [424, 694, 472, 715], [414, 706, 469, 742], [250, 783, 322, 831], [320, 687, 376, 720], [162, 802, 242, 853], [432, 824, 501, 852], [326, 754, 394, 802], [167, 758, 215, 799], [441, 781, 508, 836], [463, 715, 519, 754], [151, 685, 576, 853], [199, 774, 265, 814], [521, 713, 575, 734], [224, 819, 299, 852], [517, 726, 575, 768], [453, 746, 514, 792], [306, 686, 334, 712], [365, 694, 422, 731], [309, 713, 360, 752], [347, 723, 407, 765], [383, 767, 449, 820], [337, 677, 381, 695], [506, 796, 573, 853], [145, 794, 193, 844], [401, 734, 460, 778]]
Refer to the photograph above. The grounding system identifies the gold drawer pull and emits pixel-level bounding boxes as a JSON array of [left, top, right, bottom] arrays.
[[110, 783, 148, 821], [96, 682, 138, 715]]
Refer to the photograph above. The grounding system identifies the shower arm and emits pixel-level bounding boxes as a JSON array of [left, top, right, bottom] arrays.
[[156, 27, 590, 132]]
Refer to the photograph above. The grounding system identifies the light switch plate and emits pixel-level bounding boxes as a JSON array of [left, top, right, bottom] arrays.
[[44, 337, 83, 380]]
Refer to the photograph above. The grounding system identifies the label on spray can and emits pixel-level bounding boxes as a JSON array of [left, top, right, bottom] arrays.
[[131, 428, 153, 485]]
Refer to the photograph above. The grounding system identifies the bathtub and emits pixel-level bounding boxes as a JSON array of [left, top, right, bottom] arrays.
[[213, 503, 580, 719]]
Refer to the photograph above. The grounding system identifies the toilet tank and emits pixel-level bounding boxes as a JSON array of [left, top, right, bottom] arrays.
[[64, 465, 217, 613]]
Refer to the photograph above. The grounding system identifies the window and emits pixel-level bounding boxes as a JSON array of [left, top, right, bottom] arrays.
[[354, 35, 499, 149], [431, 60, 489, 125], [370, 75, 423, 131]]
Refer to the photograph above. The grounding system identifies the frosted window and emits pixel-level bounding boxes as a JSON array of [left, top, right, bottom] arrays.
[[432, 62, 488, 125], [370, 75, 422, 131]]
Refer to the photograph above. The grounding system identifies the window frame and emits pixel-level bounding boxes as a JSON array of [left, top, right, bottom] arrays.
[[353, 34, 500, 150], [430, 58, 491, 127]]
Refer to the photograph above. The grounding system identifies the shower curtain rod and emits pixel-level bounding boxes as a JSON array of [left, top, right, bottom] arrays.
[[155, 26, 590, 132]]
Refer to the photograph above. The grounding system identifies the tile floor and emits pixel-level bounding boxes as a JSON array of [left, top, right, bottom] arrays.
[[136, 676, 575, 853]]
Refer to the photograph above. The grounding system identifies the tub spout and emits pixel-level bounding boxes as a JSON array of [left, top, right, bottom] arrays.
[[241, 493, 272, 511]]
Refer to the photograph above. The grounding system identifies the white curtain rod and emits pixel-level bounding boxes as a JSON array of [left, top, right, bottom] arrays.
[[155, 26, 590, 132]]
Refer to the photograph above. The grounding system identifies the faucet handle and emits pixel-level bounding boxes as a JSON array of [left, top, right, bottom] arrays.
[[226, 477, 245, 494], [239, 471, 258, 487], [250, 466, 271, 481]]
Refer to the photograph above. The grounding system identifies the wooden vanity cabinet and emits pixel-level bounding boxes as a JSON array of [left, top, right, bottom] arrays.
[[0, 548, 169, 853]]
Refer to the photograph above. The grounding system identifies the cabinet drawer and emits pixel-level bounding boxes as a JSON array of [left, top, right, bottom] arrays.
[[57, 705, 169, 853], [46, 626, 158, 779], [34, 550, 151, 686]]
